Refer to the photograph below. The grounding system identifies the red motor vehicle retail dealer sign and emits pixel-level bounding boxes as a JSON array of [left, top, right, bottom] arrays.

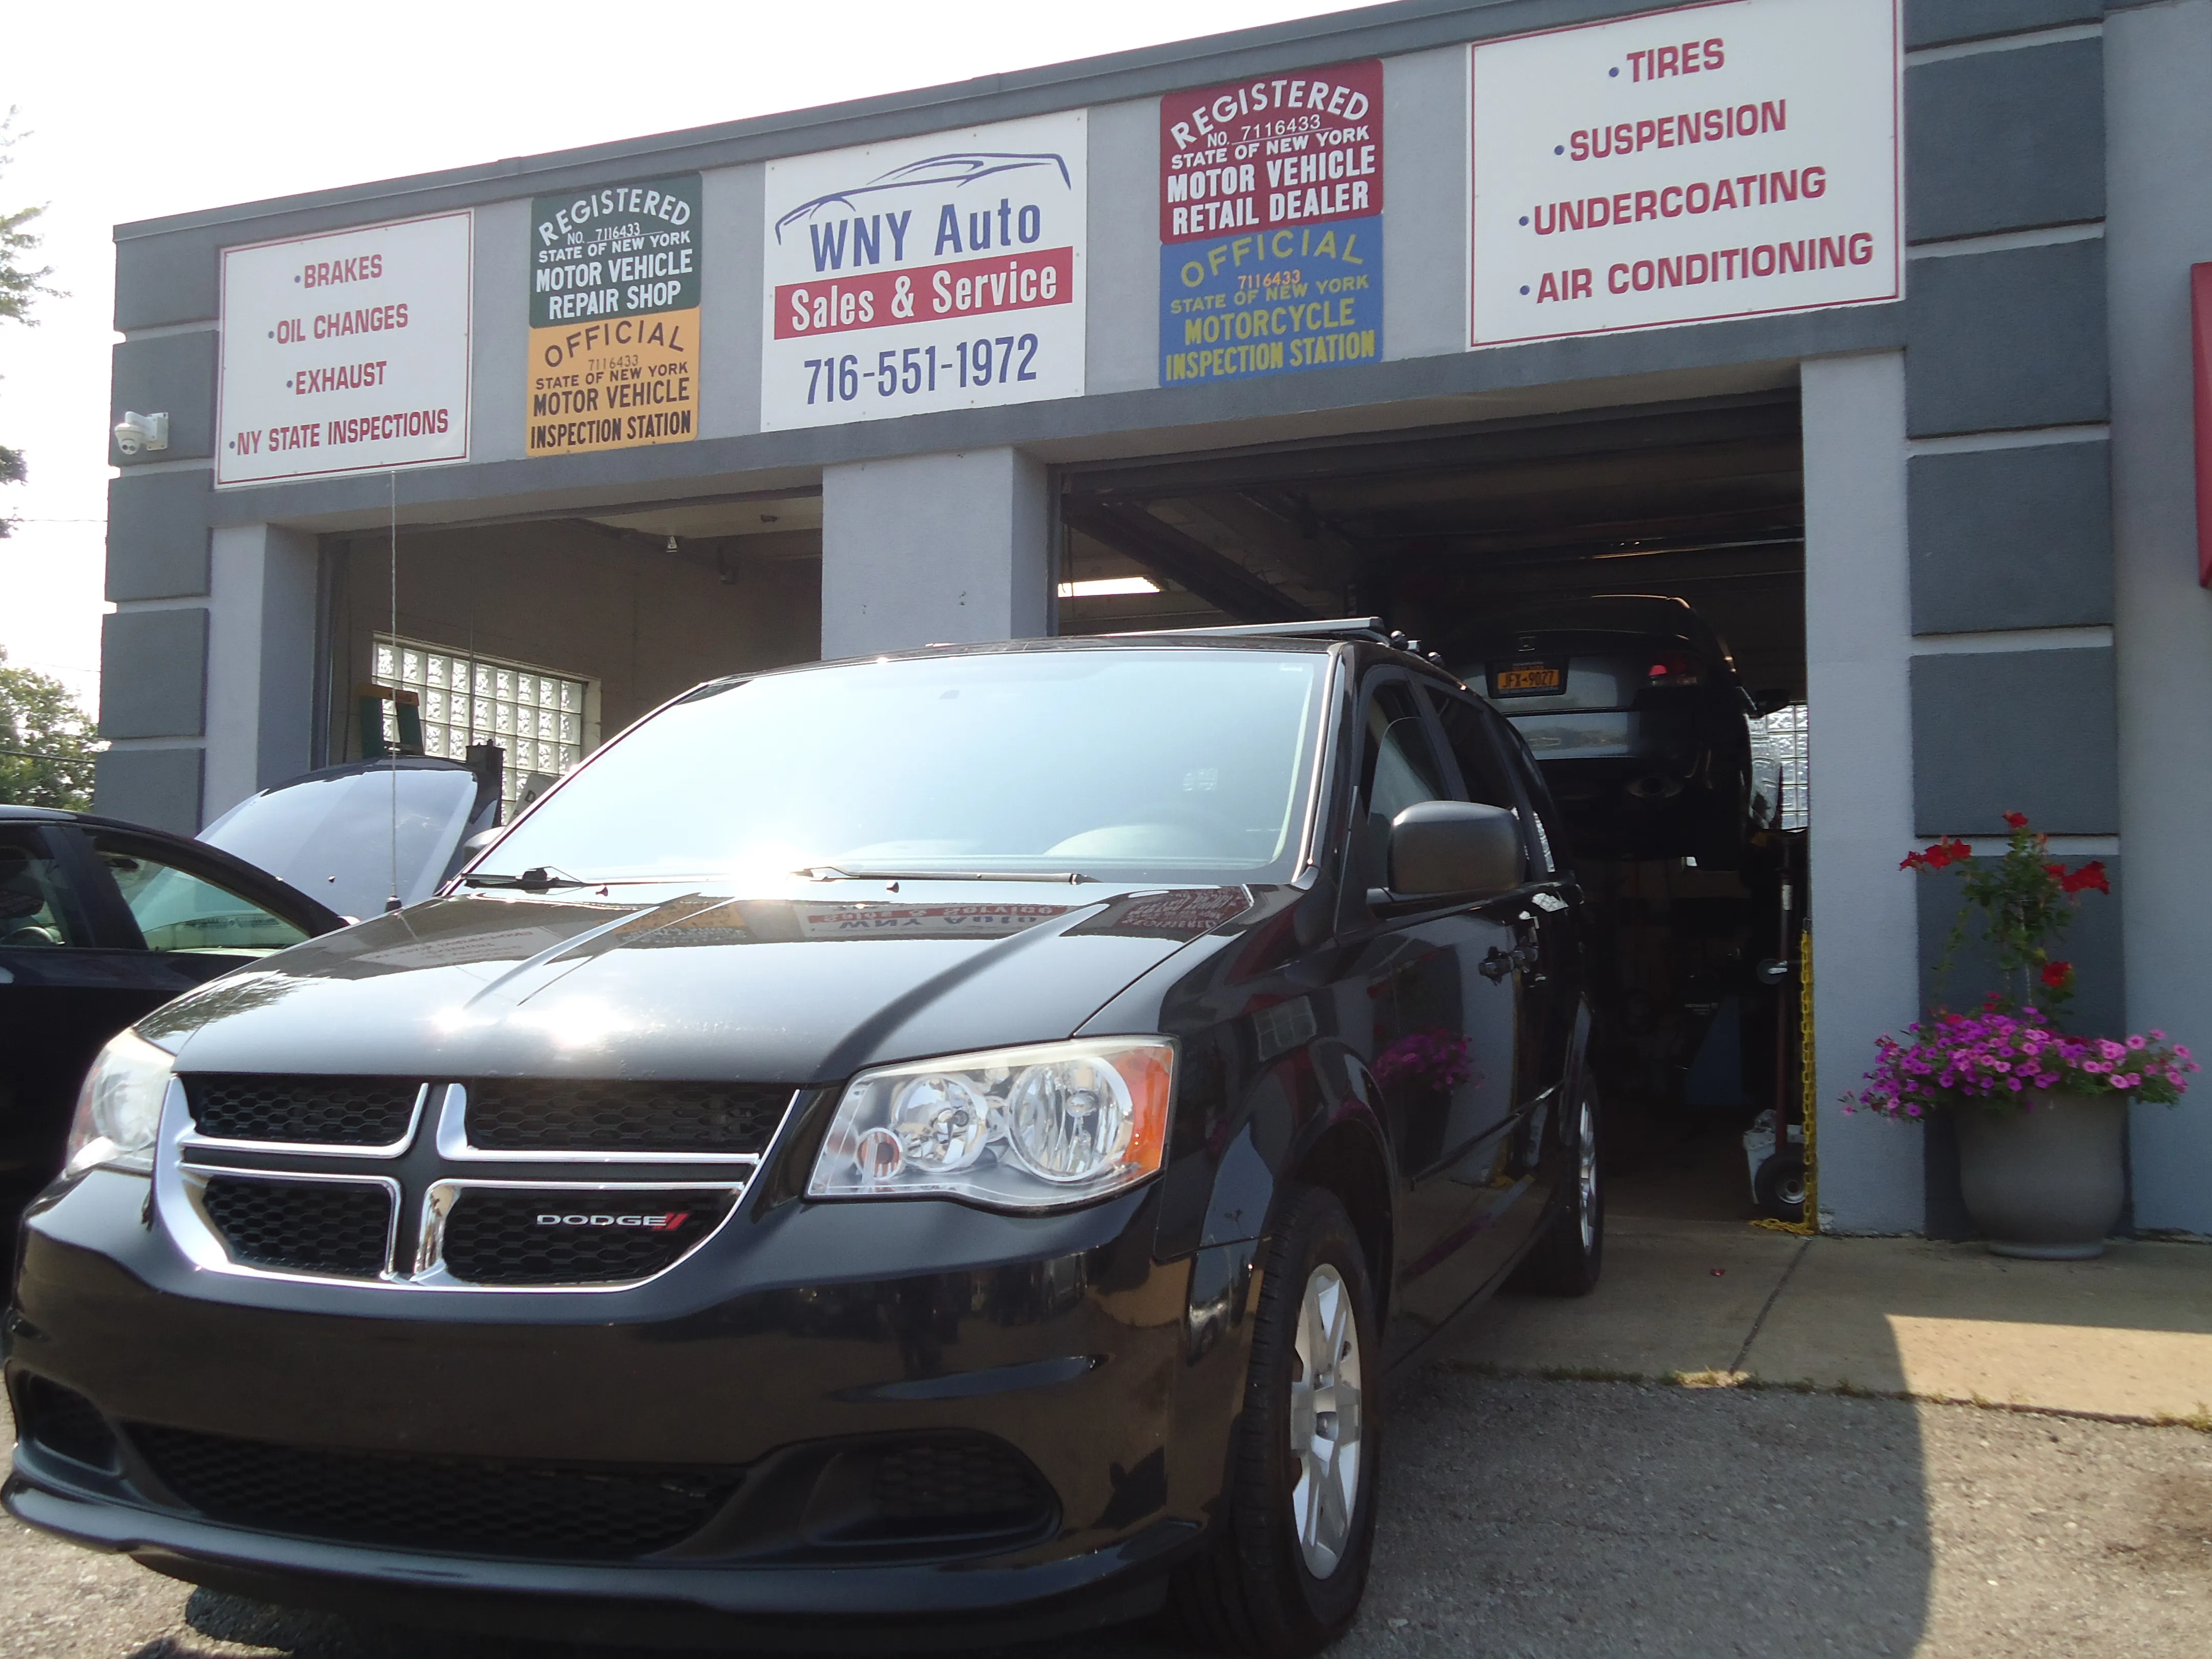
[[1157, 59, 1385, 387]]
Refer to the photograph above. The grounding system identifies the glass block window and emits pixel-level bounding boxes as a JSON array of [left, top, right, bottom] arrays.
[[371, 636, 592, 811], [1748, 702, 1810, 833]]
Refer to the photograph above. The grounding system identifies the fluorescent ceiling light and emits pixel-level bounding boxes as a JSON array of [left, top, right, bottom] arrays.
[[1057, 577, 1161, 599]]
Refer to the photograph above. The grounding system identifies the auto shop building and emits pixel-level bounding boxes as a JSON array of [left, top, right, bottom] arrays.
[[93, 0, 2212, 1238]]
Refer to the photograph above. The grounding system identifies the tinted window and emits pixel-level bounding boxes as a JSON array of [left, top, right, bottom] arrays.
[[481, 649, 1328, 884], [1353, 679, 1451, 890], [94, 838, 309, 956], [1427, 691, 1519, 811], [0, 831, 95, 948]]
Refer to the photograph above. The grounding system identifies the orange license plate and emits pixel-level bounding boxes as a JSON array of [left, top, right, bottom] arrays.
[[1493, 665, 1563, 695]]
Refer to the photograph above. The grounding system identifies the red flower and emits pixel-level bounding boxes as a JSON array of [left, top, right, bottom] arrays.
[[1902, 836, 1974, 871], [2004, 811, 2030, 829], [2041, 961, 2073, 990], [2061, 860, 2111, 896]]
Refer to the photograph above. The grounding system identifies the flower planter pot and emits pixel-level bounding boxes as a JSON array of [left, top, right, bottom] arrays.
[[1951, 1090, 2127, 1259]]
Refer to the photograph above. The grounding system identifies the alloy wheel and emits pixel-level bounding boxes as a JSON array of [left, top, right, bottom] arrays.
[[1575, 1095, 1600, 1253], [1288, 1262, 1364, 1578]]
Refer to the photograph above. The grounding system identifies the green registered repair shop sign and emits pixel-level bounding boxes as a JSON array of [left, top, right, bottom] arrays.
[[526, 174, 701, 457]]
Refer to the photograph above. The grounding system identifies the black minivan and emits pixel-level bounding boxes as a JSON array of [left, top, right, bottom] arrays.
[[5, 624, 1602, 1656]]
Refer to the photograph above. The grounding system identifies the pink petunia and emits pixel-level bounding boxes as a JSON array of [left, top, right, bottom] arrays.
[[2127, 1035, 2147, 1051]]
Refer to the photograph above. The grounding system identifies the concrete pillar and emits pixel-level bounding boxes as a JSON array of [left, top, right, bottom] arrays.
[[1802, 350, 1926, 1233], [819, 448, 1051, 660], [2106, 0, 2212, 1237], [201, 523, 319, 822]]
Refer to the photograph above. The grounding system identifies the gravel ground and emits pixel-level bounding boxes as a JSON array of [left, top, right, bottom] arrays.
[[3, 1372, 2208, 1658]]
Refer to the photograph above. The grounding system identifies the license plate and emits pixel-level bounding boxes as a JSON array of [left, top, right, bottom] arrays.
[[1492, 664, 1563, 696]]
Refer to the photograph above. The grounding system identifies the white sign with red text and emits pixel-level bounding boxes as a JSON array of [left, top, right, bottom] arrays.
[[217, 211, 473, 484], [760, 111, 1086, 430], [1470, 0, 1899, 347]]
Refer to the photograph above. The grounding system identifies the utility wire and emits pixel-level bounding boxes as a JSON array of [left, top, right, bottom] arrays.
[[0, 745, 100, 762], [386, 470, 401, 913]]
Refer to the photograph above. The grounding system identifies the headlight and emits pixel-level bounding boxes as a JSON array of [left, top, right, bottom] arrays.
[[809, 1038, 1174, 1211], [63, 1029, 175, 1178]]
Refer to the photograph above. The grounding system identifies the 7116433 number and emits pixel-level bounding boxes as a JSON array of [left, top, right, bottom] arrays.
[[803, 334, 1040, 405]]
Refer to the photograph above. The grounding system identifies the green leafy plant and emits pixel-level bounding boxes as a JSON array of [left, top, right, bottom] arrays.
[[1853, 812, 2195, 1117], [2, 107, 62, 536], [0, 646, 97, 810], [1904, 812, 2108, 1017]]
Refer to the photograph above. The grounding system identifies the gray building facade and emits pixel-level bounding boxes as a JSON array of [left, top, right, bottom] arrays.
[[96, 0, 2212, 1237]]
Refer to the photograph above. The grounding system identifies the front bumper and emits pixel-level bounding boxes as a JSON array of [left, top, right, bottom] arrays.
[[5, 1169, 1258, 1640], [3, 1476, 1188, 1648]]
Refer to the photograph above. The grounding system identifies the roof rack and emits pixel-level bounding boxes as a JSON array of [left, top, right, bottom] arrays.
[[1115, 616, 1392, 644], [1116, 618, 1460, 675]]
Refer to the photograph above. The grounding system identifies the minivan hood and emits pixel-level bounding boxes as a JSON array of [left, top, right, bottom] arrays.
[[142, 883, 1259, 1083]]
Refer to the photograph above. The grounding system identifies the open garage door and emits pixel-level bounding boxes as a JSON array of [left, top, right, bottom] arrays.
[[316, 490, 823, 814], [1058, 391, 1813, 1225]]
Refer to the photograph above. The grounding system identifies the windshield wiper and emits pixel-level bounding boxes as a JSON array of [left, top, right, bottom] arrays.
[[795, 866, 1097, 885], [461, 866, 597, 892]]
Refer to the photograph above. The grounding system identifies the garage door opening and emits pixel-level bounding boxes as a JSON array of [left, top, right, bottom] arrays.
[[316, 491, 824, 814], [1059, 391, 1812, 1225]]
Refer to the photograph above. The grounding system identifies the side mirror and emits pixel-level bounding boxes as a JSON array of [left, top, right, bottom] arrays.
[[1383, 801, 1524, 904]]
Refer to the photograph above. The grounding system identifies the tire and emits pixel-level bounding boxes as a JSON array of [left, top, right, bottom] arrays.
[[1167, 1186, 1381, 1657], [1754, 1152, 1807, 1223], [1511, 1075, 1605, 1296]]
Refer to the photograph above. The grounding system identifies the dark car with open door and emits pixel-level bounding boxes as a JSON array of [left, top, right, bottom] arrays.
[[0, 808, 344, 1225], [6, 624, 1601, 1656], [1453, 594, 1761, 866]]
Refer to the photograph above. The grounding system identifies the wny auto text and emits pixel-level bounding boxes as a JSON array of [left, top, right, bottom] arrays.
[[774, 202, 1071, 408]]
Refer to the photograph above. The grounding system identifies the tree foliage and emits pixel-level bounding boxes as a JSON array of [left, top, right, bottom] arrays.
[[0, 645, 97, 810], [2, 107, 61, 537]]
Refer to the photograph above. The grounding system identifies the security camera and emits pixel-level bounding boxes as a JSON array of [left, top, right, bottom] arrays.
[[113, 411, 169, 458]]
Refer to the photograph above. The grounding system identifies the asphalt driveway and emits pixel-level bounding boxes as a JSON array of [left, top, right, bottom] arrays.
[[5, 1368, 2208, 1658]]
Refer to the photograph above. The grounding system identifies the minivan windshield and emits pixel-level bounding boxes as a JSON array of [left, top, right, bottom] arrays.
[[477, 647, 1328, 885]]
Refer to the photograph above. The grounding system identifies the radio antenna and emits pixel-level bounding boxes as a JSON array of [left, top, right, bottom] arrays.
[[386, 469, 402, 913]]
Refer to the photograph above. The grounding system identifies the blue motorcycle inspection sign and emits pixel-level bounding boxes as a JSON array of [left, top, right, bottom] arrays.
[[1158, 60, 1385, 386]]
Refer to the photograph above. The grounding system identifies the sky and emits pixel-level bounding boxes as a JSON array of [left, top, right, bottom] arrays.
[[0, 0, 1377, 713]]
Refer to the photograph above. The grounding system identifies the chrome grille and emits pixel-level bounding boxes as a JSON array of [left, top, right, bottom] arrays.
[[184, 1075, 420, 1148], [431, 1186, 740, 1286], [158, 1074, 781, 1292], [198, 1175, 393, 1280], [462, 1079, 792, 1155]]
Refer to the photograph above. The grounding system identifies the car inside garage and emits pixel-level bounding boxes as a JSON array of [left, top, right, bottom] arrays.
[[1058, 389, 1812, 1222]]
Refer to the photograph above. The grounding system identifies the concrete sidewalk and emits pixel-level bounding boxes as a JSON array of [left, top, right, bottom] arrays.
[[1451, 1215, 2212, 1425]]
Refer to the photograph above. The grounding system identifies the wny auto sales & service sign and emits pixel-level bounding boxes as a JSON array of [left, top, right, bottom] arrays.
[[760, 112, 1087, 430]]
